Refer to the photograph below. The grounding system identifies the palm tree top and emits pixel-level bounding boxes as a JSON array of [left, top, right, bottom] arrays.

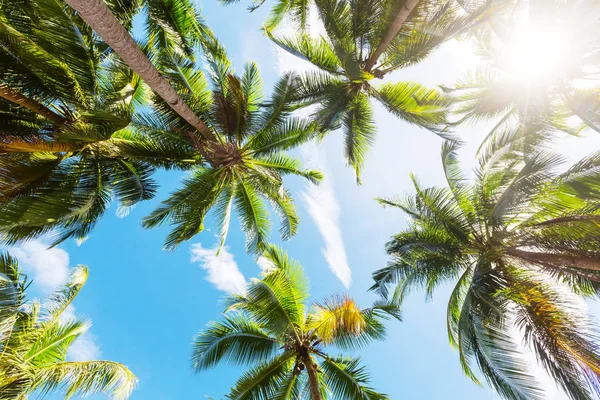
[[0, 253, 137, 399], [271, 0, 489, 79], [192, 244, 400, 399], [0, 0, 163, 246], [140, 58, 324, 253], [0, 0, 321, 253], [264, 0, 494, 181], [372, 139, 600, 399]]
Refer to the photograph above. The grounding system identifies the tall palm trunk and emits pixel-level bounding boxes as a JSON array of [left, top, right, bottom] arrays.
[[507, 248, 600, 271], [0, 84, 65, 125], [304, 356, 323, 400], [64, 0, 216, 145], [540, 262, 600, 283], [363, 0, 420, 72]]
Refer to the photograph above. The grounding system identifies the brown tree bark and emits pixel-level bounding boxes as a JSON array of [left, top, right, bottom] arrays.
[[304, 356, 323, 400], [363, 0, 420, 72], [507, 248, 600, 271], [529, 259, 600, 283], [0, 84, 65, 125], [64, 0, 215, 145]]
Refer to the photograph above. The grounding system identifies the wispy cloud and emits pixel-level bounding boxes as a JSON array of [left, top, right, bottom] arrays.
[[256, 256, 276, 272], [9, 240, 102, 361], [190, 244, 247, 295], [61, 306, 101, 361], [68, 326, 101, 361], [301, 143, 352, 288], [10, 240, 70, 293], [271, 18, 351, 288]]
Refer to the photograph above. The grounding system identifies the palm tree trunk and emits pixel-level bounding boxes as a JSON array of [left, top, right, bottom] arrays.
[[539, 261, 600, 283], [0, 84, 65, 125], [507, 248, 600, 271], [304, 356, 323, 400], [363, 0, 420, 72], [63, 0, 215, 145]]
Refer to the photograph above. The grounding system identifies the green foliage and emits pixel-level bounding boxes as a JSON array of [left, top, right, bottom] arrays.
[[192, 245, 399, 399], [267, 0, 490, 181], [141, 61, 322, 253], [0, 0, 168, 245], [144, 0, 218, 61], [0, 0, 320, 254], [373, 139, 600, 399], [0, 253, 137, 399], [320, 356, 386, 400], [5, 0, 600, 399]]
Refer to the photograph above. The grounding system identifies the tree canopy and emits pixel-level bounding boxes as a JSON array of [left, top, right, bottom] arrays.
[[0, 253, 136, 399], [2, 0, 600, 399], [373, 138, 600, 399], [192, 245, 400, 399]]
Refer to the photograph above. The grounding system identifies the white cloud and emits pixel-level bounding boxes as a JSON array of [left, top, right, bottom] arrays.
[[10, 240, 70, 294], [256, 256, 276, 272], [60, 304, 77, 322], [60, 306, 102, 361], [190, 244, 247, 295], [271, 14, 351, 288], [9, 240, 102, 361], [301, 143, 352, 288], [68, 325, 101, 361]]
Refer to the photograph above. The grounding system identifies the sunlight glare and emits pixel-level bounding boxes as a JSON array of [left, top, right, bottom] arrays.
[[504, 25, 570, 83]]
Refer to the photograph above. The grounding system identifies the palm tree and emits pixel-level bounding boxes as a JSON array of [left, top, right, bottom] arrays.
[[0, 253, 137, 399], [268, 0, 490, 180], [63, 0, 222, 147], [0, 0, 185, 245], [192, 245, 400, 399], [141, 59, 322, 252], [1, 0, 320, 252], [447, 0, 600, 149], [371, 139, 600, 399]]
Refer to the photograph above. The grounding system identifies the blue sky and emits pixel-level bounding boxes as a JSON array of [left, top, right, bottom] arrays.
[[8, 1, 600, 399]]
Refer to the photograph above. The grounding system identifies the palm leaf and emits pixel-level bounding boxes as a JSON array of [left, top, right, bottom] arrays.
[[191, 313, 279, 371], [31, 360, 137, 400], [319, 355, 388, 400]]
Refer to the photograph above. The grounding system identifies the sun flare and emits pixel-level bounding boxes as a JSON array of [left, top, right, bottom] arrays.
[[497, 3, 597, 87], [504, 25, 571, 82]]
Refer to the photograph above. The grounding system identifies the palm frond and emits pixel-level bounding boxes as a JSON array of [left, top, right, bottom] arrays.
[[371, 81, 451, 135], [319, 355, 388, 400], [342, 92, 375, 183], [234, 178, 271, 254], [191, 313, 279, 371], [142, 168, 227, 250], [31, 360, 137, 400]]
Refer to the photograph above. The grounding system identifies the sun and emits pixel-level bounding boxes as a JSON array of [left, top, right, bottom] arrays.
[[493, 1, 597, 87], [503, 25, 571, 83]]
